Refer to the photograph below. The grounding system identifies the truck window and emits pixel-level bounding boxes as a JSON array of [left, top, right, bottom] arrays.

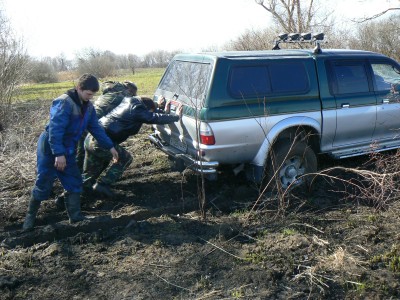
[[229, 66, 271, 97], [159, 61, 212, 104], [332, 63, 369, 94], [269, 63, 309, 93], [371, 62, 400, 91], [229, 62, 309, 98]]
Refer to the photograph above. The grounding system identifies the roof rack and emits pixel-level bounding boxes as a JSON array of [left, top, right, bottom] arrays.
[[272, 32, 325, 54]]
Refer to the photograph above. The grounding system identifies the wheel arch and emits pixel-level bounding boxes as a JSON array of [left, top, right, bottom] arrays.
[[248, 116, 321, 182]]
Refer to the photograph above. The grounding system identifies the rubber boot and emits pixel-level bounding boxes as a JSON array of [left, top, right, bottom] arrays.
[[92, 182, 115, 198], [64, 192, 87, 223], [54, 192, 65, 210], [22, 197, 41, 231]]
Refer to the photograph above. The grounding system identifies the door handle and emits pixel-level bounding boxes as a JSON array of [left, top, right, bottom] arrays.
[[341, 103, 350, 108], [382, 99, 389, 104]]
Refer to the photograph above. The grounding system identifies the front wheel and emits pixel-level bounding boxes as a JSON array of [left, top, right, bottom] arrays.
[[265, 140, 317, 192]]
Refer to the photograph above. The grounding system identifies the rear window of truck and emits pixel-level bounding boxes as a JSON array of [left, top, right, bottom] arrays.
[[229, 62, 309, 98], [159, 60, 212, 102]]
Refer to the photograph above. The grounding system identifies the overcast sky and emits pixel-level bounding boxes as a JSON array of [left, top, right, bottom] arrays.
[[1, 0, 397, 59]]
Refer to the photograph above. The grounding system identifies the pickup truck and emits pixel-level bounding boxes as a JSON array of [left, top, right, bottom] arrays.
[[148, 43, 400, 191]]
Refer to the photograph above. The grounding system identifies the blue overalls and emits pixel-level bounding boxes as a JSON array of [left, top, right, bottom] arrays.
[[32, 90, 114, 201]]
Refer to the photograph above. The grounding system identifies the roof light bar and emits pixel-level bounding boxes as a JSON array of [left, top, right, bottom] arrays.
[[272, 32, 325, 51]]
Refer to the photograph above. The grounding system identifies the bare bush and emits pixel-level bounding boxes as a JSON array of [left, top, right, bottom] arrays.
[[334, 150, 400, 210], [0, 9, 29, 129], [76, 48, 117, 78], [26, 59, 58, 83], [285, 148, 400, 211], [0, 100, 49, 205], [350, 14, 400, 61], [248, 138, 400, 217], [225, 28, 278, 51]]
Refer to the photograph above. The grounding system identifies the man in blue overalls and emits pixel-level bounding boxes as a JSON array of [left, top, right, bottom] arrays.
[[23, 74, 119, 231]]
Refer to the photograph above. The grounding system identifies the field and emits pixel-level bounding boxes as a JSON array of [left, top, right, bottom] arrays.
[[1, 70, 400, 299], [14, 68, 165, 102]]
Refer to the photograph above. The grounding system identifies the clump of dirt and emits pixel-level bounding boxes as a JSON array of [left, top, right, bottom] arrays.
[[1, 100, 400, 299]]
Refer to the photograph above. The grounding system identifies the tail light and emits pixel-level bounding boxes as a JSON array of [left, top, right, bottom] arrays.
[[199, 122, 215, 145]]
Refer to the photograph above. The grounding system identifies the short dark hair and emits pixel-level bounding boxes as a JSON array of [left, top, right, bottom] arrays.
[[141, 97, 156, 111], [77, 74, 100, 92]]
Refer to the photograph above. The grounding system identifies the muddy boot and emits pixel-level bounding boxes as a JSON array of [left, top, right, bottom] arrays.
[[81, 185, 94, 201], [92, 182, 115, 198], [22, 197, 41, 231], [64, 192, 87, 223], [54, 192, 65, 210]]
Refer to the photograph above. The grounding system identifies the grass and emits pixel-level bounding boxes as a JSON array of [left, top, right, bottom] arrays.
[[282, 228, 297, 236], [102, 68, 165, 96], [371, 244, 400, 273], [13, 68, 165, 102]]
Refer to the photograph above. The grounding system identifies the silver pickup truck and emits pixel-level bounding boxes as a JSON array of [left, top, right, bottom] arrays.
[[148, 45, 400, 191]]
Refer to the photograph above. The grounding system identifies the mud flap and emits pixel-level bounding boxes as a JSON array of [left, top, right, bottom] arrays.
[[245, 164, 263, 183], [168, 157, 185, 172]]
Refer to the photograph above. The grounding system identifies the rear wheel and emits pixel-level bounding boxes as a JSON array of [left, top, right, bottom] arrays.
[[265, 139, 317, 192]]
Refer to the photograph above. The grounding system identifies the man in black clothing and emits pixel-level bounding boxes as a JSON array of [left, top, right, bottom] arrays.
[[76, 81, 138, 171], [82, 96, 182, 197]]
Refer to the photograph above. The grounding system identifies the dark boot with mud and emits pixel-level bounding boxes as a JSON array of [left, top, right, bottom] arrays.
[[22, 197, 41, 231], [54, 192, 65, 210], [64, 192, 87, 223], [93, 182, 115, 198]]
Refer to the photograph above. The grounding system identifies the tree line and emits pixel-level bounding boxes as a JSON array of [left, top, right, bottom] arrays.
[[28, 49, 180, 84]]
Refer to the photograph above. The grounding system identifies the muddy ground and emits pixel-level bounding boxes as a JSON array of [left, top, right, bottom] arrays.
[[0, 100, 400, 300]]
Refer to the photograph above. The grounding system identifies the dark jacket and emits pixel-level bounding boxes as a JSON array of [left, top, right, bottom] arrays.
[[100, 96, 180, 144], [93, 92, 125, 119], [46, 89, 114, 156]]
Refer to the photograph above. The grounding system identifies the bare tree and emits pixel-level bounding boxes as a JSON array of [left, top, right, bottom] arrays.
[[127, 53, 141, 74], [0, 7, 29, 130], [75, 48, 117, 78], [51, 53, 72, 72], [354, 0, 400, 23], [228, 1, 336, 51], [255, 0, 333, 33], [142, 50, 177, 68]]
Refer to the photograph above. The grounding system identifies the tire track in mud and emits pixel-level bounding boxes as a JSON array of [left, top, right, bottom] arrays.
[[0, 199, 199, 249]]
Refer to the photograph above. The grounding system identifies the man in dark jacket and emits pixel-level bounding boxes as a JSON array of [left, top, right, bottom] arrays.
[[76, 80, 137, 171], [22, 74, 119, 231], [82, 96, 182, 198], [94, 80, 138, 118]]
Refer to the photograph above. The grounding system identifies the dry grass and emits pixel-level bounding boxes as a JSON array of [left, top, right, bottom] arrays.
[[57, 71, 79, 82], [313, 150, 400, 210], [250, 141, 400, 218], [0, 100, 48, 210], [293, 246, 367, 293]]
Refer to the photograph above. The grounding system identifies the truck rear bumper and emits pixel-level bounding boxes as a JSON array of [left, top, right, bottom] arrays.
[[148, 133, 219, 175]]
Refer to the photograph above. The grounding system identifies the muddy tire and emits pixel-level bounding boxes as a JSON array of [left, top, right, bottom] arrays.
[[265, 139, 317, 192]]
